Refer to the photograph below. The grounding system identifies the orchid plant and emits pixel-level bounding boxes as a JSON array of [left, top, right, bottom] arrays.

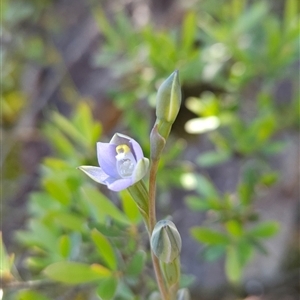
[[79, 71, 188, 300]]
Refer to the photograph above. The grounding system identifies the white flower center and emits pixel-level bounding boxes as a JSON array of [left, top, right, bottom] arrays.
[[115, 144, 136, 178]]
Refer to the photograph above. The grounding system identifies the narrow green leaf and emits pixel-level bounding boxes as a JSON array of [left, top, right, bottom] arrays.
[[202, 245, 225, 262], [225, 220, 243, 237], [195, 175, 219, 199], [82, 186, 129, 224], [248, 221, 279, 238], [49, 212, 85, 231], [237, 240, 253, 267], [91, 228, 117, 270], [182, 11, 197, 52], [126, 250, 146, 277], [58, 235, 71, 259], [97, 277, 118, 300], [42, 178, 70, 205], [225, 246, 242, 283], [284, 0, 297, 31], [120, 189, 141, 223], [52, 112, 87, 147], [0, 233, 13, 281], [43, 124, 74, 156], [185, 196, 210, 211], [44, 262, 110, 284], [16, 290, 51, 300], [73, 102, 102, 145], [191, 227, 230, 245], [197, 151, 231, 167]]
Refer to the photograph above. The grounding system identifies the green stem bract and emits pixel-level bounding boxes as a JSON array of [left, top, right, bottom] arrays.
[[156, 119, 172, 141], [161, 257, 181, 300], [127, 180, 150, 229]]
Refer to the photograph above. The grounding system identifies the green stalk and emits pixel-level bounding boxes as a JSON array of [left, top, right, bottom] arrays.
[[149, 159, 169, 300]]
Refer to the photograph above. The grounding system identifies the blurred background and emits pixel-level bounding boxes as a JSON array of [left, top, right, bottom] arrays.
[[1, 0, 299, 299]]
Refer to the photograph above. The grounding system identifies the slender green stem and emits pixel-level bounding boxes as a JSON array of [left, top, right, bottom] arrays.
[[149, 159, 169, 300], [149, 160, 158, 231]]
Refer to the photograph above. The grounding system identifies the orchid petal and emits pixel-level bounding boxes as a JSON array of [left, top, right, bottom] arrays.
[[97, 143, 119, 178], [132, 157, 149, 183], [78, 166, 111, 184], [107, 178, 133, 192]]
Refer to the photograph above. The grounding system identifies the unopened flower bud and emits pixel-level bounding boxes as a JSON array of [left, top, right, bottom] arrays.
[[150, 220, 182, 263], [177, 288, 191, 300], [155, 70, 181, 139]]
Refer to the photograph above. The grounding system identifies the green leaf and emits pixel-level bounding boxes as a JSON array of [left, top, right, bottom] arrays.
[[58, 235, 71, 259], [0, 233, 14, 281], [197, 151, 231, 167], [49, 212, 85, 231], [182, 11, 197, 52], [43, 262, 110, 284], [120, 189, 141, 224], [42, 178, 71, 205], [259, 172, 279, 186], [126, 250, 146, 277], [43, 124, 74, 157], [91, 228, 117, 270], [97, 277, 118, 300], [191, 227, 230, 245], [237, 240, 253, 267], [82, 186, 129, 224], [16, 290, 51, 300], [248, 221, 279, 238], [73, 102, 102, 145], [51, 112, 87, 147], [284, 0, 298, 31], [261, 141, 286, 155], [28, 192, 61, 216], [185, 196, 210, 211], [225, 220, 243, 237], [195, 175, 219, 199], [225, 246, 242, 283], [202, 245, 226, 262]]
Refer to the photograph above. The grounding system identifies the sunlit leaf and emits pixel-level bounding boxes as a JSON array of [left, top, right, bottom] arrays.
[[225, 220, 243, 237], [120, 189, 141, 224], [97, 276, 118, 300], [44, 262, 110, 284], [197, 151, 231, 167], [191, 227, 230, 245], [126, 250, 146, 277], [185, 196, 210, 211], [91, 229, 117, 270], [82, 186, 129, 224], [42, 178, 71, 206], [195, 175, 219, 199], [182, 11, 197, 52], [248, 221, 279, 238], [58, 235, 71, 259], [225, 246, 242, 283], [16, 290, 50, 300], [202, 245, 226, 262]]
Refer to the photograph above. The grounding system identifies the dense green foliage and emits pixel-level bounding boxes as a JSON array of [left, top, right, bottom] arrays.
[[2, 0, 299, 299]]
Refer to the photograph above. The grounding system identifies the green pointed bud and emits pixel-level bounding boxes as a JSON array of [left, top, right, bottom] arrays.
[[177, 288, 190, 300], [150, 220, 182, 263], [161, 257, 180, 288], [155, 70, 181, 140], [150, 124, 166, 160], [156, 70, 181, 123]]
